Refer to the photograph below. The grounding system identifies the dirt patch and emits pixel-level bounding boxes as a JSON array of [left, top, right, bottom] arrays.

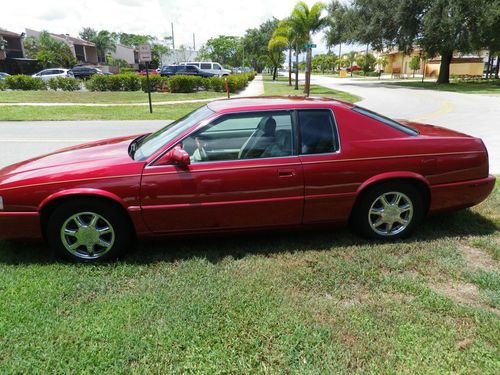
[[431, 281, 499, 315], [459, 244, 498, 272]]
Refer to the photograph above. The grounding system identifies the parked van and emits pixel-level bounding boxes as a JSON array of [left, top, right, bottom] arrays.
[[179, 62, 231, 77]]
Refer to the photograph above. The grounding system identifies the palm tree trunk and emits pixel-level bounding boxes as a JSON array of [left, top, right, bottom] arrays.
[[338, 44, 342, 70], [304, 47, 312, 96], [294, 44, 299, 90], [288, 49, 292, 86]]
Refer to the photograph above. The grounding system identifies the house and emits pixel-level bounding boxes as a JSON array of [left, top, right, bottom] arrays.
[[110, 44, 138, 67], [376, 48, 485, 77], [25, 29, 98, 64], [0, 29, 39, 74], [0, 29, 25, 59]]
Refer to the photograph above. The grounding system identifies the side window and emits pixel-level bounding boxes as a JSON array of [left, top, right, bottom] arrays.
[[182, 111, 294, 163], [200, 63, 211, 70], [41, 70, 53, 76], [213, 64, 222, 70], [187, 66, 197, 72], [299, 110, 339, 154]]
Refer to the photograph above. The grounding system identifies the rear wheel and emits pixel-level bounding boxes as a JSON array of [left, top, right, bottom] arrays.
[[46, 199, 132, 262], [353, 182, 424, 240]]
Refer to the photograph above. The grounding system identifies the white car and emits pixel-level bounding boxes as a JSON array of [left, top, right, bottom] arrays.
[[179, 61, 231, 77], [32, 68, 74, 81]]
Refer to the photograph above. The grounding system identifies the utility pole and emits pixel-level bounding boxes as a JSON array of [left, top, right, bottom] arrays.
[[193, 33, 196, 51]]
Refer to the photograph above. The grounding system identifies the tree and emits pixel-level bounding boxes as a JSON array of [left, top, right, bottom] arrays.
[[325, 0, 350, 69], [473, 0, 500, 78], [345, 51, 357, 76], [409, 55, 421, 78], [118, 33, 152, 48], [356, 52, 376, 74], [35, 31, 76, 68], [288, 1, 327, 95], [312, 53, 336, 73], [242, 19, 279, 73], [345, 0, 485, 84], [376, 55, 388, 79], [151, 44, 170, 68], [203, 35, 241, 67], [273, 19, 295, 86], [22, 36, 38, 59], [268, 36, 287, 80], [79, 27, 97, 42], [93, 31, 116, 63]]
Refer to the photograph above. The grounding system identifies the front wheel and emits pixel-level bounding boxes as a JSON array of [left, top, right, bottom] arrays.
[[46, 199, 132, 262], [353, 183, 424, 240]]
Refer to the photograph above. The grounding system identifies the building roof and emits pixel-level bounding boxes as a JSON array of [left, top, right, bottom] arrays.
[[52, 34, 95, 47], [0, 30, 21, 38], [207, 96, 353, 112]]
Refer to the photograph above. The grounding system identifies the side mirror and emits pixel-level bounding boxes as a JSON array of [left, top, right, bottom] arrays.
[[157, 145, 190, 167]]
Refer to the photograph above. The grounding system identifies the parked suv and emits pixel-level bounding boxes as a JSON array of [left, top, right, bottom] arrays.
[[71, 66, 103, 79], [180, 61, 231, 76], [161, 65, 215, 78], [32, 69, 74, 81]]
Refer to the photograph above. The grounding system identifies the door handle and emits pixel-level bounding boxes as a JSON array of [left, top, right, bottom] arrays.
[[278, 169, 295, 177]]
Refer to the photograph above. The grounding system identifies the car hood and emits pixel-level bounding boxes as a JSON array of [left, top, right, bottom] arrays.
[[0, 135, 142, 184]]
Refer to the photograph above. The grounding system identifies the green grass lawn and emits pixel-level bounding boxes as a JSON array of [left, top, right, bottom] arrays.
[[0, 90, 224, 104], [386, 80, 500, 94], [0, 182, 498, 373], [263, 74, 361, 103], [0, 103, 204, 121]]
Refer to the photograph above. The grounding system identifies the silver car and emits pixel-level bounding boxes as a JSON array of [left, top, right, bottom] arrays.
[[32, 68, 74, 81]]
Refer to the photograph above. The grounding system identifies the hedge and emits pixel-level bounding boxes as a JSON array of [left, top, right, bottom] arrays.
[[141, 75, 169, 93], [0, 80, 6, 91], [4, 75, 46, 90], [48, 77, 81, 91], [85, 73, 142, 91]]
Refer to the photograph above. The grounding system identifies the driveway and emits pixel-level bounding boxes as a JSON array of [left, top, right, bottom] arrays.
[[0, 120, 166, 168], [312, 75, 500, 174]]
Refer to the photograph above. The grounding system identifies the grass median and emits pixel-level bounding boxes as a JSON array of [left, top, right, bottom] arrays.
[[263, 74, 361, 102], [0, 182, 498, 373], [385, 80, 500, 94], [0, 103, 205, 121], [0, 90, 224, 104]]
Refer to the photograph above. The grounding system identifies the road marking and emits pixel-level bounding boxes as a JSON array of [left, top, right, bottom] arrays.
[[410, 99, 455, 122]]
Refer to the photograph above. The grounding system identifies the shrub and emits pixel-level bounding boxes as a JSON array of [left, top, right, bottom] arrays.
[[207, 77, 225, 92], [85, 73, 141, 91], [226, 74, 248, 93], [48, 77, 81, 91], [0, 79, 6, 91], [169, 75, 204, 93], [141, 75, 169, 92], [5, 75, 46, 90]]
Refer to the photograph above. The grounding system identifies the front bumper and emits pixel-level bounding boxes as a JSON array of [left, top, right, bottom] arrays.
[[429, 175, 496, 215], [0, 212, 42, 240]]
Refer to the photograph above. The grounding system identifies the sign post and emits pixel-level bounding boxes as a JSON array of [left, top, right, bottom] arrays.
[[139, 44, 153, 114]]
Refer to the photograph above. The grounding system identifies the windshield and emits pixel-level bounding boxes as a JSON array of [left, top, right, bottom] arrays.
[[133, 105, 215, 161]]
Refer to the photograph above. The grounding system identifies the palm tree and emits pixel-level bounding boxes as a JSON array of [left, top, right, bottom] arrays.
[[273, 20, 294, 86], [287, 1, 327, 95], [345, 51, 357, 77], [268, 36, 287, 80], [93, 31, 116, 63]]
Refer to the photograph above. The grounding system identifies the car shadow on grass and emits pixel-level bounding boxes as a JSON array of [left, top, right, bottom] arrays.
[[0, 209, 497, 265]]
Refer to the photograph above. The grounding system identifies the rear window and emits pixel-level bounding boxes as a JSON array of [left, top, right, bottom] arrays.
[[353, 106, 419, 136], [200, 63, 212, 69], [299, 109, 339, 154]]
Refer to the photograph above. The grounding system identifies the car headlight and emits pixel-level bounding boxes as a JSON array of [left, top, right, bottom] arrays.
[[0, 196, 3, 210]]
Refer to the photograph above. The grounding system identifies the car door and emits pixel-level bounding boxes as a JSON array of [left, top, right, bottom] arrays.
[[140, 110, 304, 234], [297, 108, 353, 224]]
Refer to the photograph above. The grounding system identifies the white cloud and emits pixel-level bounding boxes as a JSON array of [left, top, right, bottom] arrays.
[[2, 0, 360, 54]]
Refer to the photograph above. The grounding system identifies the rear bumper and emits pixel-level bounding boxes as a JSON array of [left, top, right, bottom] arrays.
[[428, 175, 496, 215], [0, 212, 42, 240]]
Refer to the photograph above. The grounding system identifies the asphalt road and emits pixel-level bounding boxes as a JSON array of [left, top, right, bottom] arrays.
[[0, 120, 166, 168], [312, 75, 500, 174]]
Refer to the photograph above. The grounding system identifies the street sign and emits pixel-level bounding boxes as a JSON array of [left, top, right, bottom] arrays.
[[138, 44, 152, 62], [304, 43, 317, 49]]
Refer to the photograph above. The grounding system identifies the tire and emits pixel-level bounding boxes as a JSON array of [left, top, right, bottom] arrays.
[[353, 182, 424, 240], [46, 199, 132, 262]]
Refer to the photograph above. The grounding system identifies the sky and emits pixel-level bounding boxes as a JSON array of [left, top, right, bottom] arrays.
[[2, 0, 359, 55]]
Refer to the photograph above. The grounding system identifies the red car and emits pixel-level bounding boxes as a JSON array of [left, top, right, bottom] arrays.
[[0, 97, 495, 262]]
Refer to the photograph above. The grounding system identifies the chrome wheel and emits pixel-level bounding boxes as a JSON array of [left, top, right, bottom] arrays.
[[368, 191, 414, 237], [60, 212, 115, 260]]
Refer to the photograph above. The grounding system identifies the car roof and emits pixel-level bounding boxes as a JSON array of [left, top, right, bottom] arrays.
[[207, 96, 354, 112]]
